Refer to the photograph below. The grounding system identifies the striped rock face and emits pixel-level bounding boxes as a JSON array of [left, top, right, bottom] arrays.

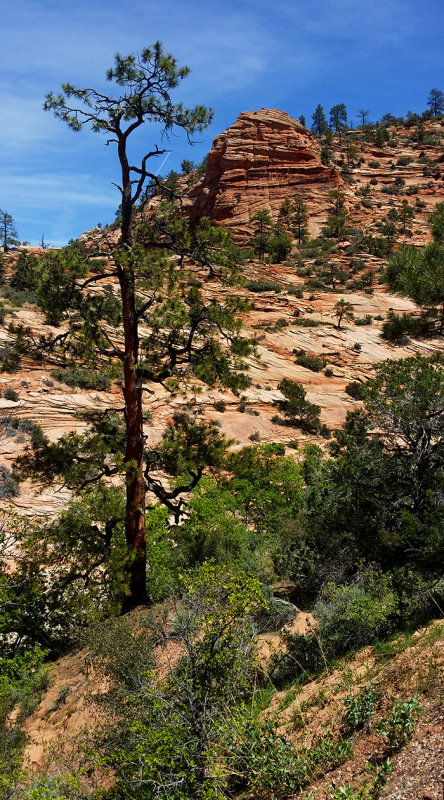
[[185, 108, 343, 240]]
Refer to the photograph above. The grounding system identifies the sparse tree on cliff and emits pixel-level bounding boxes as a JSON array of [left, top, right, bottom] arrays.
[[268, 224, 293, 263], [334, 298, 354, 329], [426, 88, 444, 117], [311, 104, 328, 137], [276, 378, 321, 432], [26, 45, 252, 609], [399, 199, 414, 233], [357, 109, 370, 126], [343, 138, 359, 169], [384, 203, 444, 334], [290, 196, 309, 245], [0, 210, 19, 251], [329, 104, 348, 141], [250, 209, 273, 261]]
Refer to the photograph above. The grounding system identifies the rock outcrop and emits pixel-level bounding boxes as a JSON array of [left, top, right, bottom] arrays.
[[186, 109, 342, 239]]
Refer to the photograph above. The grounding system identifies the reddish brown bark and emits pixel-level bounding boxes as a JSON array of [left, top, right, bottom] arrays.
[[117, 134, 148, 608]]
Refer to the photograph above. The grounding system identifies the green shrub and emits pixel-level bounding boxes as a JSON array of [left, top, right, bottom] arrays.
[[213, 400, 226, 413], [314, 567, 400, 654], [342, 683, 378, 731], [355, 315, 373, 326], [287, 286, 304, 298], [292, 318, 322, 327], [51, 367, 111, 390], [4, 388, 19, 402], [396, 156, 413, 166], [273, 317, 289, 330], [345, 381, 366, 400], [381, 312, 422, 342], [376, 695, 420, 750], [227, 714, 351, 795], [304, 277, 325, 290], [294, 349, 326, 372], [246, 279, 282, 293], [270, 632, 326, 686]]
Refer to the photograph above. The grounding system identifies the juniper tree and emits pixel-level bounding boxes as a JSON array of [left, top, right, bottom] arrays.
[[12, 45, 253, 608]]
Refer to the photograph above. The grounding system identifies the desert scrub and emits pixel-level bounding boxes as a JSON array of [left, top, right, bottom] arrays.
[[4, 388, 19, 402], [294, 349, 326, 372], [0, 465, 19, 498], [345, 381, 366, 400], [246, 279, 282, 293], [51, 367, 111, 390], [355, 315, 373, 326]]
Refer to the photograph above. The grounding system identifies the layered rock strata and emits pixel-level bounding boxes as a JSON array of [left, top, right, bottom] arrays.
[[186, 109, 342, 239]]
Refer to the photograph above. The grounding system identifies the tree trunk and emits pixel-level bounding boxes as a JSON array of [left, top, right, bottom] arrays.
[[118, 133, 148, 608], [118, 258, 148, 608]]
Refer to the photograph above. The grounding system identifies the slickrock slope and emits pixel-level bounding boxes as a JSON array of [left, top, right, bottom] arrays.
[[186, 109, 342, 239], [1, 116, 443, 518]]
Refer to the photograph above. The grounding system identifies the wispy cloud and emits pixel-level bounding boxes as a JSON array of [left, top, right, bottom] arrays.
[[2, 0, 443, 244]]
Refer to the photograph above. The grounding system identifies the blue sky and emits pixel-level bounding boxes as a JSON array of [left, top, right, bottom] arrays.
[[2, 0, 443, 247]]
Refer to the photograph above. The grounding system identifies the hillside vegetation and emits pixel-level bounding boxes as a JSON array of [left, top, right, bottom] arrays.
[[0, 47, 443, 799]]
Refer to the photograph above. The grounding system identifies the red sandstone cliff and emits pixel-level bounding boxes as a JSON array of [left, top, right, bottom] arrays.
[[185, 109, 343, 239]]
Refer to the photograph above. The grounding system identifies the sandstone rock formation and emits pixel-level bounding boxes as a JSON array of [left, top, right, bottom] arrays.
[[186, 109, 342, 239]]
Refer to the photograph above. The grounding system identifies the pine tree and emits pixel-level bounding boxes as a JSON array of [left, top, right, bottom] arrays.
[[13, 45, 253, 608], [329, 104, 348, 141], [311, 104, 328, 136], [0, 210, 19, 251], [250, 210, 273, 260], [426, 88, 444, 117], [290, 197, 309, 245]]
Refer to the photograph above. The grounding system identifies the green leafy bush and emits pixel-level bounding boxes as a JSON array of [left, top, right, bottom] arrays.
[[314, 567, 400, 654], [376, 695, 420, 750], [342, 683, 378, 731], [270, 632, 326, 686], [226, 714, 352, 796], [287, 286, 304, 298]]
